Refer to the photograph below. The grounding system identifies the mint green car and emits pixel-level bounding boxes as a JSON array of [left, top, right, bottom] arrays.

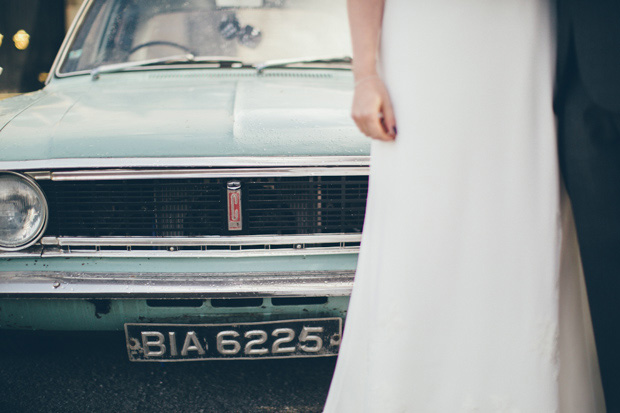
[[0, 0, 369, 361]]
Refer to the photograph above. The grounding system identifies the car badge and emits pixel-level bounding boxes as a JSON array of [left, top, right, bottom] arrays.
[[227, 181, 242, 231]]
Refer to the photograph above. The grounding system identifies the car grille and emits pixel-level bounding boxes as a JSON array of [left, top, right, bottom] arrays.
[[39, 176, 368, 238]]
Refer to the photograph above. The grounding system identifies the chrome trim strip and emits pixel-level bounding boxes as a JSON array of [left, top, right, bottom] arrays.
[[0, 246, 42, 258], [42, 234, 362, 247], [1, 156, 370, 172], [27, 166, 369, 181], [0, 246, 360, 258], [49, 0, 93, 83], [38, 247, 359, 258], [0, 270, 354, 298]]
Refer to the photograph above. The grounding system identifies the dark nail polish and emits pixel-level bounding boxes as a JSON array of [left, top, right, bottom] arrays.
[[392, 126, 398, 135]]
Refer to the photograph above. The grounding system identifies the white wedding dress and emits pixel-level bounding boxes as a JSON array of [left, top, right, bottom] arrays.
[[324, 0, 605, 412]]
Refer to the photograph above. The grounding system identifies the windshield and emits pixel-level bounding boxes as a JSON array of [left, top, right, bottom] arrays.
[[59, 0, 351, 74]]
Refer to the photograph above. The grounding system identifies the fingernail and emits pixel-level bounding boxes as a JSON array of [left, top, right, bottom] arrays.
[[392, 126, 398, 135]]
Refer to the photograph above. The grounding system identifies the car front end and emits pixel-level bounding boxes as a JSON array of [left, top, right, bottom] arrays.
[[0, 0, 369, 362]]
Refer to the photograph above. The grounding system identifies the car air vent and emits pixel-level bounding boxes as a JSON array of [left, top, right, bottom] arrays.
[[271, 297, 328, 306], [148, 72, 258, 80], [263, 72, 333, 79], [146, 299, 205, 308], [147, 72, 334, 80], [211, 298, 263, 308]]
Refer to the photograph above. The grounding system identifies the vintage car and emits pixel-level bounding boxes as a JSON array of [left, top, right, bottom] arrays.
[[0, 0, 369, 361]]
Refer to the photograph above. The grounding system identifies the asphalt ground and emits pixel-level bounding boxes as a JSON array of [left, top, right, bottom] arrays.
[[0, 330, 337, 413]]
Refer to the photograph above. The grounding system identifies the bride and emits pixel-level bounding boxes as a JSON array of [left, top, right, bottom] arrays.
[[324, 0, 605, 411]]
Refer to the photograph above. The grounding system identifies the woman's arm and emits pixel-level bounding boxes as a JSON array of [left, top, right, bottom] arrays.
[[348, 0, 397, 141]]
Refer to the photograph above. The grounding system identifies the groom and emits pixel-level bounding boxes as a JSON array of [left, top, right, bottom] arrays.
[[555, 0, 620, 411]]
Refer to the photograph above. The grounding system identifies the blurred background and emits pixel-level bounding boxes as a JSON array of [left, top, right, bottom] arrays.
[[0, 0, 82, 96]]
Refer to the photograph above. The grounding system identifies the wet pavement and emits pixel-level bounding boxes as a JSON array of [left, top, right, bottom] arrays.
[[0, 330, 336, 412]]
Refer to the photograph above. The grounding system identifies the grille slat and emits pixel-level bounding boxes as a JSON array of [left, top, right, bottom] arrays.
[[40, 175, 369, 238]]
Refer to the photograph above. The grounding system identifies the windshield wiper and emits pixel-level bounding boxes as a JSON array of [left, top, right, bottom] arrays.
[[255, 55, 352, 74], [90, 55, 249, 80]]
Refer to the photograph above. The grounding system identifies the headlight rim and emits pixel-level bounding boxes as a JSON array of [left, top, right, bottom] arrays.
[[0, 171, 49, 252]]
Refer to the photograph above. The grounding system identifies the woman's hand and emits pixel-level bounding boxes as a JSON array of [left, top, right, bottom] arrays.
[[352, 75, 397, 141], [346, 0, 394, 141]]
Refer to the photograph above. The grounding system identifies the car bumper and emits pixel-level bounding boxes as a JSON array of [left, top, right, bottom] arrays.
[[0, 270, 354, 298], [0, 270, 353, 330]]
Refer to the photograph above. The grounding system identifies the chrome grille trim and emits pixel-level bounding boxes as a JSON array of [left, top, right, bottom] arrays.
[[3, 156, 370, 172], [38, 247, 360, 258], [0, 164, 370, 257], [41, 234, 362, 247], [0, 245, 360, 259], [28, 166, 368, 181], [4, 235, 362, 258]]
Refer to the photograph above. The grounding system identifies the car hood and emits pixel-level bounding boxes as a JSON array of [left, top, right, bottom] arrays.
[[0, 69, 369, 166]]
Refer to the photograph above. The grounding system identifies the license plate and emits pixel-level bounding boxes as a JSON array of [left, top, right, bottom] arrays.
[[124, 318, 342, 362]]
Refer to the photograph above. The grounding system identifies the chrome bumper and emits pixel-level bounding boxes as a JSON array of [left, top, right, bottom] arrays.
[[0, 270, 354, 298]]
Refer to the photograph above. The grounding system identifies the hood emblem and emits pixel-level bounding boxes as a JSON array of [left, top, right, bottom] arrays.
[[227, 181, 242, 231]]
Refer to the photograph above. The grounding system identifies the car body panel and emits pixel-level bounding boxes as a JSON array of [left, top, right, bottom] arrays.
[[0, 296, 350, 330], [0, 253, 358, 274], [0, 70, 368, 163]]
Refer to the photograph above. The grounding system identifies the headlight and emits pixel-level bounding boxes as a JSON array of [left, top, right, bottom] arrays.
[[0, 172, 48, 251]]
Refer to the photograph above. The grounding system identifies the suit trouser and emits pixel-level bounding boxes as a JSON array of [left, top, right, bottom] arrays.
[[558, 57, 620, 412]]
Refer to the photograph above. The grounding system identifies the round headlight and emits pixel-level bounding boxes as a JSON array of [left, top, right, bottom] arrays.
[[0, 172, 48, 251]]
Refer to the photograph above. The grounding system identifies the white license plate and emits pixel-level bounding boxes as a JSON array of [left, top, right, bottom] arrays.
[[124, 318, 342, 362]]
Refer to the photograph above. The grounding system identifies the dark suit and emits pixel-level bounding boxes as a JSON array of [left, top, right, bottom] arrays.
[[556, 1, 620, 410]]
